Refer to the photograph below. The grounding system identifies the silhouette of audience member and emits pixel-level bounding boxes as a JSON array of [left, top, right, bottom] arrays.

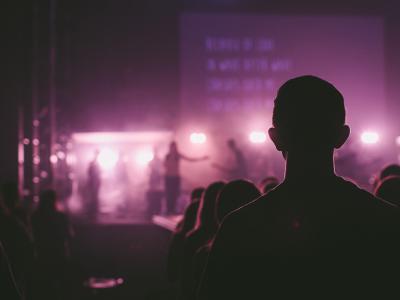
[[380, 164, 400, 180], [188, 180, 261, 299], [0, 188, 34, 300], [198, 76, 400, 299], [259, 176, 280, 194], [1, 182, 29, 228], [212, 139, 247, 180], [375, 176, 400, 206], [215, 180, 261, 224], [0, 239, 22, 300], [372, 164, 400, 190], [180, 182, 225, 299], [175, 187, 205, 232], [190, 187, 206, 203], [164, 142, 208, 215], [31, 189, 73, 300], [167, 187, 205, 283]]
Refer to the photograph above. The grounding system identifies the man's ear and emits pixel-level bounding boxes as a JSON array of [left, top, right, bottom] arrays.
[[268, 127, 286, 151], [334, 125, 350, 149]]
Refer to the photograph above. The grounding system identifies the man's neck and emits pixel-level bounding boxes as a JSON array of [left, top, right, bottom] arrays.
[[283, 149, 336, 183]]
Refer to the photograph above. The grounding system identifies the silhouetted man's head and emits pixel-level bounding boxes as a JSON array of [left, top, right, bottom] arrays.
[[269, 75, 350, 154]]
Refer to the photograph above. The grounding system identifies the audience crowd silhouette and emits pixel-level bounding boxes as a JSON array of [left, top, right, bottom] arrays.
[[1, 75, 400, 300]]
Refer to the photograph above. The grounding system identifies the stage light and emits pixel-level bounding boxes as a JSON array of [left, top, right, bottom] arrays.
[[50, 155, 58, 164], [396, 136, 400, 146], [190, 132, 207, 144], [249, 131, 267, 144], [361, 131, 379, 144], [57, 151, 66, 160], [98, 148, 119, 170], [66, 154, 77, 165], [135, 150, 154, 165]]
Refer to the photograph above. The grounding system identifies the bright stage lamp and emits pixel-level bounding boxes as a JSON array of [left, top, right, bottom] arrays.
[[135, 150, 154, 165], [249, 131, 267, 144], [361, 131, 379, 145], [98, 148, 119, 170], [396, 136, 400, 146], [190, 132, 207, 144]]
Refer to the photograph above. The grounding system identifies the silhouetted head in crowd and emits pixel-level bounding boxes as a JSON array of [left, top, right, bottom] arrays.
[[191, 187, 205, 202], [216, 180, 261, 224], [179, 202, 200, 235], [269, 75, 350, 160], [375, 176, 400, 206], [38, 189, 57, 213], [1, 182, 19, 212], [196, 181, 225, 232], [379, 164, 400, 181], [259, 176, 279, 194]]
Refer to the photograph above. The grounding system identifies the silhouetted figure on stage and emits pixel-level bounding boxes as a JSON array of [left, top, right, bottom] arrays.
[[198, 76, 400, 300], [87, 151, 101, 221], [164, 142, 208, 215], [212, 139, 247, 180], [31, 189, 73, 300]]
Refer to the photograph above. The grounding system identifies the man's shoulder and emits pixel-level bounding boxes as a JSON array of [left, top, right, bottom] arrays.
[[221, 186, 283, 229], [337, 177, 396, 210]]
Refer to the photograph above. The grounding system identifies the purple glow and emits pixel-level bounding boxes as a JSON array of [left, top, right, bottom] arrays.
[[190, 132, 207, 144], [57, 151, 66, 160], [249, 131, 267, 144], [50, 154, 58, 164], [361, 131, 379, 144], [135, 149, 154, 165], [98, 148, 119, 170], [66, 154, 77, 165], [396, 136, 400, 146], [85, 277, 124, 289]]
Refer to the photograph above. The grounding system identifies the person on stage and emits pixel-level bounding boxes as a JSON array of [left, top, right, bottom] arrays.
[[164, 141, 208, 215], [87, 150, 101, 221], [212, 139, 248, 180]]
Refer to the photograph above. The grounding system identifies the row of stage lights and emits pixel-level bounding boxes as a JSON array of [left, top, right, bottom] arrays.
[[190, 131, 268, 144], [191, 131, 384, 145], [42, 130, 392, 173]]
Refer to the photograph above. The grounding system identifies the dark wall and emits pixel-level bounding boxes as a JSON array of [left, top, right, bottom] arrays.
[[0, 0, 32, 182], [56, 0, 400, 132], [58, 1, 181, 132]]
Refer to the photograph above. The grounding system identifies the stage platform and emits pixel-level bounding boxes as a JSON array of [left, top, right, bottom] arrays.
[[152, 214, 183, 231]]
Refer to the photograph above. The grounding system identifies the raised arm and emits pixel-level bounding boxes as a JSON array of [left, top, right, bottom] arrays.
[[179, 152, 208, 162], [211, 162, 236, 174]]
